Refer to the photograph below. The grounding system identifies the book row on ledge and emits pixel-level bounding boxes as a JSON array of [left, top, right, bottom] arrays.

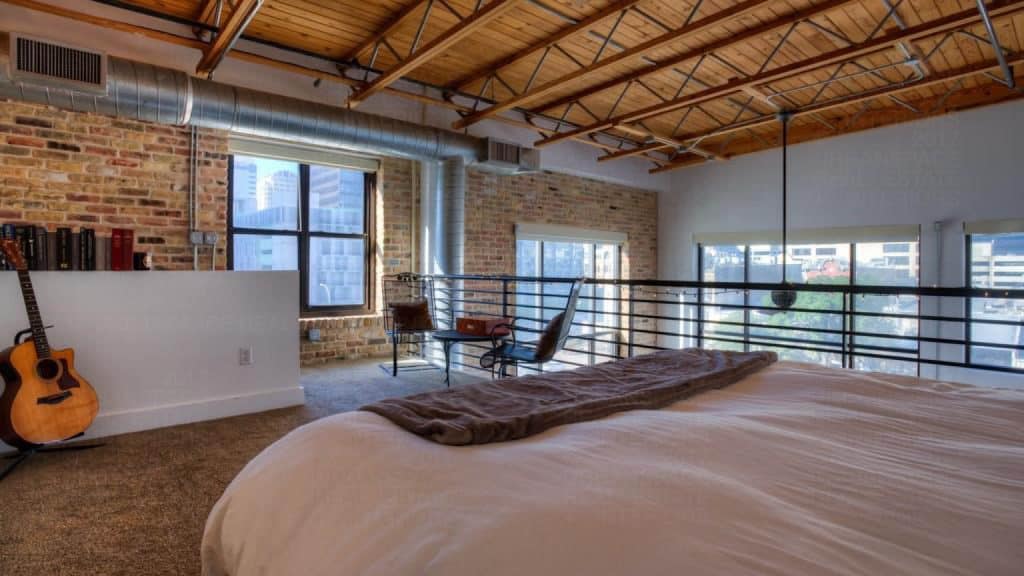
[[0, 225, 151, 272]]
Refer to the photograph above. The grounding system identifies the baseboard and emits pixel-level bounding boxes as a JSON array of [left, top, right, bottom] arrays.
[[83, 386, 306, 440]]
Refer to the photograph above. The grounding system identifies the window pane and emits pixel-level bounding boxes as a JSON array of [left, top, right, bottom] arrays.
[[232, 156, 299, 230], [700, 245, 746, 352], [232, 234, 298, 271], [854, 241, 920, 375], [749, 243, 847, 366], [542, 241, 593, 371], [970, 233, 1024, 369], [309, 166, 366, 234], [308, 237, 366, 307]]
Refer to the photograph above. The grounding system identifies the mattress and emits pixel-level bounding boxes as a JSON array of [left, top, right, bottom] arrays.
[[202, 362, 1024, 576]]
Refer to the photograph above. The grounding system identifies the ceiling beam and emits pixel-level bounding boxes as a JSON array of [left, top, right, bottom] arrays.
[[451, 0, 773, 130], [446, 0, 647, 91], [535, 0, 1024, 147], [343, 0, 430, 65], [195, 0, 221, 26], [536, 0, 860, 116], [195, 0, 263, 79], [348, 0, 524, 108], [648, 54, 1024, 173]]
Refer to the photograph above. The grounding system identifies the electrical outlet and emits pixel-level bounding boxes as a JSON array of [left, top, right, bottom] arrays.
[[189, 230, 204, 245], [204, 231, 219, 245], [239, 346, 253, 366], [308, 328, 321, 342]]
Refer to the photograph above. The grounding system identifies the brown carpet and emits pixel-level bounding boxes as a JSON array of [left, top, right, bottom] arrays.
[[0, 358, 478, 576]]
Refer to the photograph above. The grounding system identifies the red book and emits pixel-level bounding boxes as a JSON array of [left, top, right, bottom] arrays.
[[111, 228, 124, 271], [122, 229, 134, 271]]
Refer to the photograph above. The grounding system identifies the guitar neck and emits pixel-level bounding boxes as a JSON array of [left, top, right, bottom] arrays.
[[16, 269, 50, 358]]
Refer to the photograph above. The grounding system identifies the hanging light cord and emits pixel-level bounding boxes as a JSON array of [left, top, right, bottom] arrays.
[[779, 110, 791, 284]]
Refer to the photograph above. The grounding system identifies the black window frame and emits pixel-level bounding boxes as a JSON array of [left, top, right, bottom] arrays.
[[965, 232, 1024, 368], [227, 155, 376, 317]]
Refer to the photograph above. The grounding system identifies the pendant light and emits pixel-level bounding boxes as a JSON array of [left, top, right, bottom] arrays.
[[771, 110, 797, 310]]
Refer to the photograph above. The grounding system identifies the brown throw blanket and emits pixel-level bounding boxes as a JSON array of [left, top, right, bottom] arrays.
[[362, 348, 777, 445]]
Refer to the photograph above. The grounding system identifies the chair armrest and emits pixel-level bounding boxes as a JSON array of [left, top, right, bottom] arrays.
[[489, 322, 516, 347]]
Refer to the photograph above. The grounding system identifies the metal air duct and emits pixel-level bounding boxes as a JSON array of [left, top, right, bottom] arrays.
[[0, 34, 483, 162]]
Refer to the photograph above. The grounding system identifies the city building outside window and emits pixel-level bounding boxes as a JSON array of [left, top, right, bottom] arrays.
[[228, 154, 375, 316], [968, 231, 1024, 369]]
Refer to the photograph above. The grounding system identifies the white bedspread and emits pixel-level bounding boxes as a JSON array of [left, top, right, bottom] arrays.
[[202, 362, 1024, 576]]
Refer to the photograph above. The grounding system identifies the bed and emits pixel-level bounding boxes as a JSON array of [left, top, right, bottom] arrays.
[[202, 360, 1024, 576]]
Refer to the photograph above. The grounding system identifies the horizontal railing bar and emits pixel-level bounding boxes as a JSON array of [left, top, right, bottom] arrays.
[[429, 274, 1024, 299]]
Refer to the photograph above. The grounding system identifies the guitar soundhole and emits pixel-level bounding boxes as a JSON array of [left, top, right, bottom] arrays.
[[36, 358, 62, 381]]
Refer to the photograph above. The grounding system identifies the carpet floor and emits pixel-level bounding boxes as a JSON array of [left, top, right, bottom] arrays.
[[0, 358, 478, 576]]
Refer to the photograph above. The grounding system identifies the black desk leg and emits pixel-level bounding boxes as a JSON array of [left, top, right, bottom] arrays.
[[443, 341, 452, 388]]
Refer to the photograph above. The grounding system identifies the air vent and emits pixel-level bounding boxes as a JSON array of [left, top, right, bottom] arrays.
[[10, 34, 107, 93], [476, 138, 540, 175]]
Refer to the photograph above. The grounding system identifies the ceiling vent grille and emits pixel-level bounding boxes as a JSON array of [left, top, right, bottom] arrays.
[[476, 138, 540, 175], [10, 35, 107, 93]]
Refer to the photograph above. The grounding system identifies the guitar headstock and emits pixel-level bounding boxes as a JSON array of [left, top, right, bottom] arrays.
[[1, 239, 27, 271]]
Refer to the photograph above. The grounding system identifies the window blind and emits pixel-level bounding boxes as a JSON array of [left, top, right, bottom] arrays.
[[228, 137, 380, 173], [516, 223, 626, 244], [693, 224, 920, 246]]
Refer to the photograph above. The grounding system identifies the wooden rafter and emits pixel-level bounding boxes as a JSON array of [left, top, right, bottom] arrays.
[[451, 0, 774, 130], [195, 0, 222, 26], [343, 0, 430, 65], [650, 66, 1024, 173], [535, 0, 1024, 148], [195, 0, 263, 79], [647, 51, 1024, 170], [348, 0, 524, 108], [534, 0, 860, 116], [446, 0, 647, 91]]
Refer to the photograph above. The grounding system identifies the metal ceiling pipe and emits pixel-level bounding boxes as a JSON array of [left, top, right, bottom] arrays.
[[440, 156, 466, 276], [0, 48, 484, 162]]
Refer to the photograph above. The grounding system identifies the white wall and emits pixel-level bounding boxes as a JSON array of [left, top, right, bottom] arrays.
[[0, 271, 302, 445], [658, 99, 1024, 386], [0, 0, 670, 192]]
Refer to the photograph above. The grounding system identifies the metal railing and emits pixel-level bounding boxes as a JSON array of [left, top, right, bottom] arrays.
[[421, 275, 1024, 385]]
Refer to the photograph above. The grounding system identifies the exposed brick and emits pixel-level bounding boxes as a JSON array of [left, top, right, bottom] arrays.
[[7, 136, 45, 148], [14, 116, 52, 129]]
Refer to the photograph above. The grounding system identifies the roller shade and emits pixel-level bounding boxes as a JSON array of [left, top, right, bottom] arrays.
[[964, 219, 1024, 235], [516, 223, 626, 244], [229, 137, 380, 172], [694, 224, 920, 246]]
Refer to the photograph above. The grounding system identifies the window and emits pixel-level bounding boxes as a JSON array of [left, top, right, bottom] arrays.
[[968, 232, 1024, 369], [228, 154, 375, 315], [699, 238, 920, 375], [515, 227, 622, 371]]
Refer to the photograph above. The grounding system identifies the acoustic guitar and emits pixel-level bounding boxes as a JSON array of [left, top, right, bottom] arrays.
[[0, 239, 98, 449]]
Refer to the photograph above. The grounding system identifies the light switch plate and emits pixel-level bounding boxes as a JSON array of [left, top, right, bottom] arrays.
[[204, 231, 219, 245], [239, 346, 253, 366], [189, 230, 204, 245], [308, 328, 321, 342]]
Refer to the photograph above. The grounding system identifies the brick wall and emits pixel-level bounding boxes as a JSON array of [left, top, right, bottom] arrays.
[[0, 101, 228, 270], [464, 169, 657, 278]]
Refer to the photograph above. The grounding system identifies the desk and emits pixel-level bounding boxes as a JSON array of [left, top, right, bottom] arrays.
[[431, 330, 499, 387]]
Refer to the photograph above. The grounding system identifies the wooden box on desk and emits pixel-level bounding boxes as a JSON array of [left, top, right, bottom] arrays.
[[456, 317, 512, 337]]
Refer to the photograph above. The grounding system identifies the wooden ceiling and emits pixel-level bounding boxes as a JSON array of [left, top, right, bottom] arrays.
[[18, 0, 1024, 172]]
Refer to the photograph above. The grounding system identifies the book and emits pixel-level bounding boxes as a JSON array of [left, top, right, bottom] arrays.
[[1, 223, 14, 270], [121, 229, 134, 271], [71, 232, 81, 271], [35, 226, 47, 271], [82, 228, 96, 271], [111, 228, 124, 271], [96, 235, 110, 271], [57, 227, 73, 270]]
